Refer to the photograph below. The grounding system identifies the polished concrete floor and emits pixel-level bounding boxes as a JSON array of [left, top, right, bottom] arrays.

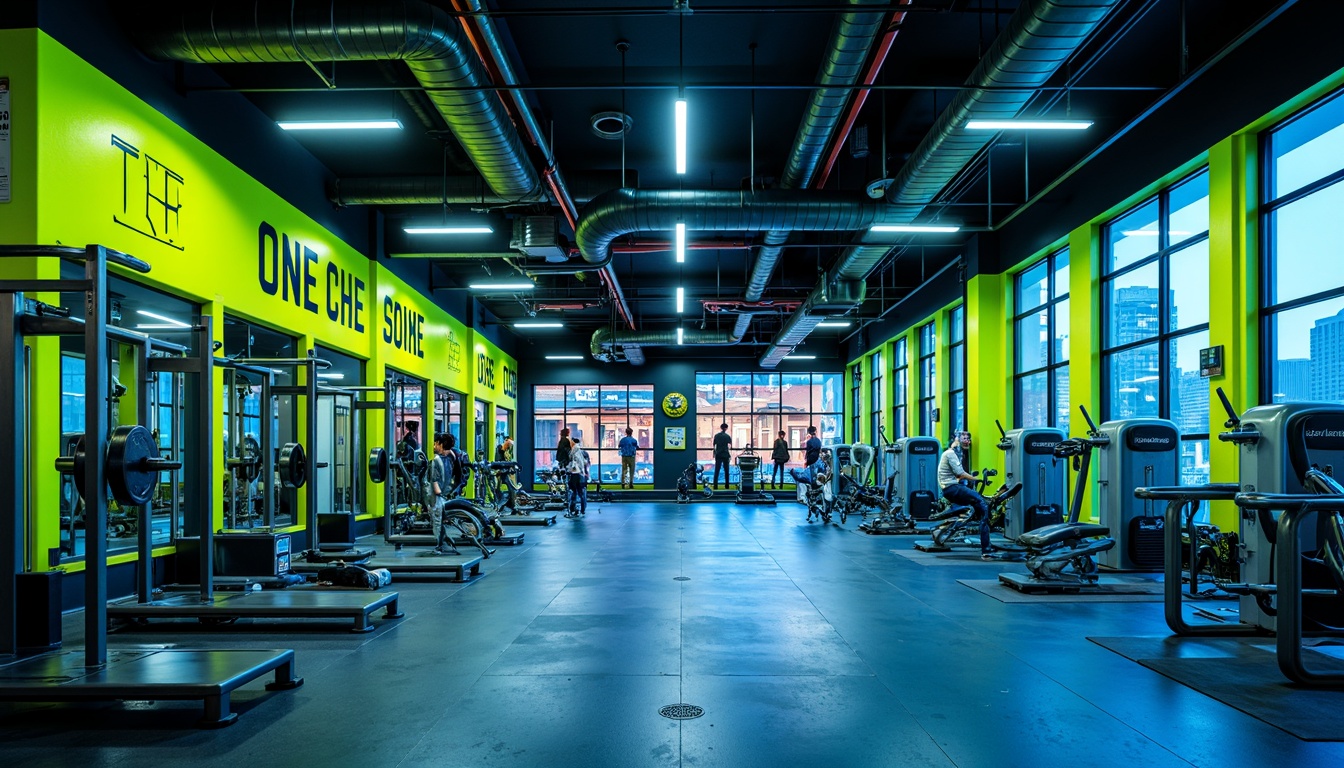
[[2, 502, 1342, 767]]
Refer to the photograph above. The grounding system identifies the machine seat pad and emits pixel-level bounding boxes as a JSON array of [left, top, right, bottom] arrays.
[[1019, 522, 1110, 548], [928, 505, 968, 521]]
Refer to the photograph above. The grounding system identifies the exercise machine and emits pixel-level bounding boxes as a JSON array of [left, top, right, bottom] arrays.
[[676, 462, 714, 503], [999, 406, 1116, 592], [476, 460, 556, 525], [735, 445, 775, 505], [996, 423, 1066, 539], [883, 434, 941, 522], [1095, 417, 1179, 570], [0, 245, 303, 726]]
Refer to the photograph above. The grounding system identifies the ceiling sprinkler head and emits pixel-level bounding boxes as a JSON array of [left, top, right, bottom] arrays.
[[591, 111, 634, 140]]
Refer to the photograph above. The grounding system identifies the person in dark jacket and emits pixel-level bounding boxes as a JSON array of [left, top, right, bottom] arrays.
[[770, 430, 790, 489], [804, 425, 822, 468], [712, 423, 732, 489]]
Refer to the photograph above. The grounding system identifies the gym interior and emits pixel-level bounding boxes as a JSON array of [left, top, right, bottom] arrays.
[[1, 0, 1343, 765]]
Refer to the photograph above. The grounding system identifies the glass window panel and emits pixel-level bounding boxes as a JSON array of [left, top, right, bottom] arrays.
[[894, 337, 908, 368], [1106, 261, 1160, 347], [1016, 310, 1049, 372], [566, 385, 599, 412], [696, 415, 721, 449], [599, 385, 628, 411], [1107, 199, 1161, 272], [1108, 343, 1161, 420], [1169, 170, 1210, 244], [723, 374, 752, 413], [1054, 299, 1070, 363], [1017, 260, 1049, 313], [1268, 181, 1344, 305], [950, 307, 964, 343], [819, 373, 843, 412], [1169, 330, 1210, 436], [1017, 371, 1049, 428], [534, 384, 564, 412], [1168, 239, 1210, 331], [1270, 296, 1344, 403], [696, 374, 724, 411], [781, 374, 811, 411], [1053, 250, 1070, 299], [1181, 438, 1211, 487], [892, 405, 907, 439], [819, 414, 841, 444], [1270, 91, 1344, 200], [629, 385, 655, 412], [1054, 366, 1071, 434], [919, 400, 933, 436], [752, 374, 781, 413], [949, 348, 964, 390], [951, 392, 965, 433]]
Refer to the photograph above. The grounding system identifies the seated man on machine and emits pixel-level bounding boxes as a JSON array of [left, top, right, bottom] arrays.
[[790, 449, 831, 503], [938, 430, 993, 560]]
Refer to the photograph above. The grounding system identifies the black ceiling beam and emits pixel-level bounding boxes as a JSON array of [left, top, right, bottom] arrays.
[[186, 83, 1164, 94], [445, 3, 980, 18]]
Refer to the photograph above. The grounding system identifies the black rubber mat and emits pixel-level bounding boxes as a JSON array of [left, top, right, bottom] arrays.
[[959, 578, 1163, 603], [1089, 635, 1344, 741]]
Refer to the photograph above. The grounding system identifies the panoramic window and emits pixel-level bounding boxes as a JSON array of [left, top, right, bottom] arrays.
[[532, 385, 654, 484], [1101, 169, 1212, 485], [1262, 88, 1344, 406], [948, 306, 966, 436], [890, 337, 909, 440], [869, 351, 884, 447], [918, 321, 937, 436], [695, 372, 842, 481], [1014, 249, 1071, 432]]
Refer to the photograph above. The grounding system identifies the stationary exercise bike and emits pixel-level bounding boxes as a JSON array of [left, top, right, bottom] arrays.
[[926, 471, 1021, 548], [795, 450, 835, 523], [1000, 406, 1116, 589], [837, 443, 898, 526]]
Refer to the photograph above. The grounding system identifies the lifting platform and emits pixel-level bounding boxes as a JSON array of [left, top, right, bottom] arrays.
[[496, 513, 556, 526], [108, 589, 403, 633], [290, 548, 485, 582]]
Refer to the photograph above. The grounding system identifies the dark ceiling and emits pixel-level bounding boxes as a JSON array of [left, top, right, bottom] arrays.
[[110, 0, 1290, 362]]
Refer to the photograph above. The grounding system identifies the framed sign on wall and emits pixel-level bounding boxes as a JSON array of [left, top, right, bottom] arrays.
[[664, 427, 686, 450]]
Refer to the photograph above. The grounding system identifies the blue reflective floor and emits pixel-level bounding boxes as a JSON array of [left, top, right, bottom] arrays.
[[3, 502, 1343, 767]]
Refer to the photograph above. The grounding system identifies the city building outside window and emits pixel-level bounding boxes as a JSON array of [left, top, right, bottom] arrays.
[[869, 350, 884, 447], [532, 385, 654, 484], [696, 372, 843, 482], [948, 305, 966, 437], [890, 337, 909, 441]]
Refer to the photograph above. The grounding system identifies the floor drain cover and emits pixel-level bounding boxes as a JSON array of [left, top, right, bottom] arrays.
[[673, 576, 691, 581], [659, 703, 704, 720], [677, 539, 687, 543]]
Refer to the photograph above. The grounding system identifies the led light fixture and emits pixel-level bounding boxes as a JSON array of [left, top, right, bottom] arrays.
[[136, 309, 190, 327], [676, 327, 684, 346], [783, 354, 817, 360], [964, 119, 1092, 131], [514, 322, 564, 329], [815, 321, 851, 328], [278, 119, 403, 131], [404, 226, 493, 235], [870, 224, 961, 234], [317, 372, 345, 380], [545, 355, 585, 361], [675, 223, 686, 263], [675, 98, 688, 174], [469, 282, 534, 291], [676, 287, 685, 314]]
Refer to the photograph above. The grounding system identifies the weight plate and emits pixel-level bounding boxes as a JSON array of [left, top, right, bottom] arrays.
[[71, 436, 87, 501], [411, 450, 428, 479], [278, 442, 308, 489], [368, 447, 389, 484], [106, 425, 159, 506], [241, 434, 262, 483]]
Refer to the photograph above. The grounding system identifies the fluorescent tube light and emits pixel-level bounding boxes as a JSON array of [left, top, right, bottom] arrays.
[[677, 327, 684, 346], [816, 321, 851, 328], [278, 119, 403, 131], [783, 354, 817, 360], [675, 223, 686, 263], [545, 355, 585, 361], [404, 226, 493, 235], [469, 282, 534, 291], [317, 373, 345, 380], [136, 309, 190, 327], [870, 224, 961, 234], [134, 324, 189, 330], [514, 322, 564, 329], [964, 119, 1092, 131], [675, 98, 688, 174], [676, 287, 685, 313]]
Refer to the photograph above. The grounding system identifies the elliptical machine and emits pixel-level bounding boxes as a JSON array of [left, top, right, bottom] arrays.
[[735, 445, 776, 505], [999, 405, 1116, 592]]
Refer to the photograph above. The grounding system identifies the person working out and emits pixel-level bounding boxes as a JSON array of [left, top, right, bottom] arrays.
[[770, 431, 790, 489], [496, 434, 514, 462], [565, 437, 591, 517], [618, 427, 639, 489], [938, 430, 993, 560], [712, 423, 732, 489]]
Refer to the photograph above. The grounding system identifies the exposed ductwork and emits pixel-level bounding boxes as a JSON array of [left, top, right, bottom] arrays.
[[133, 0, 637, 331], [576, 189, 919, 265], [759, 0, 1121, 368], [329, 171, 633, 207], [591, 327, 748, 365], [744, 1, 889, 304], [132, 0, 540, 199]]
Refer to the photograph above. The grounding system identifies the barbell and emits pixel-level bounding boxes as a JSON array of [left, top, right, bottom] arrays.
[[54, 425, 182, 506]]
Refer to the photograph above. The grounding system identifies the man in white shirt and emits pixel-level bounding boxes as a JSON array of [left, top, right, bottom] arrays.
[[938, 431, 993, 559]]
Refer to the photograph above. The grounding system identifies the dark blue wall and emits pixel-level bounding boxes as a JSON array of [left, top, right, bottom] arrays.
[[517, 357, 843, 489]]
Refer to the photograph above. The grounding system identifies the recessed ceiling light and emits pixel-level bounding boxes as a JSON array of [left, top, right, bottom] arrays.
[[964, 119, 1092, 131], [677, 327, 684, 346], [816, 321, 851, 328], [136, 309, 190, 327], [277, 119, 403, 131], [675, 223, 686, 263], [675, 98, 688, 174], [783, 354, 817, 360]]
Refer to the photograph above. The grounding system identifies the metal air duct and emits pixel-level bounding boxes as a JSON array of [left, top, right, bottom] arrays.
[[329, 171, 631, 207], [591, 327, 747, 365]]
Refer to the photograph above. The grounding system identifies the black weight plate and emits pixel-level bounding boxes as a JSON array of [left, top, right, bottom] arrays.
[[411, 450, 428, 479], [107, 425, 159, 506], [368, 447, 389, 484], [278, 442, 307, 489], [241, 434, 262, 483], [71, 436, 87, 501]]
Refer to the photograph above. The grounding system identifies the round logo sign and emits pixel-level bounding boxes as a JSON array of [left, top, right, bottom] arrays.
[[662, 392, 688, 418]]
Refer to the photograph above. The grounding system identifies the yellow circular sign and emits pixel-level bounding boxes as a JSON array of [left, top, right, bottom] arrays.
[[662, 392, 688, 418]]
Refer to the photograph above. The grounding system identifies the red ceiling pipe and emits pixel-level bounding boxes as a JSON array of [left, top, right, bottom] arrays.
[[702, 300, 803, 313], [813, 4, 911, 190], [450, 0, 637, 331]]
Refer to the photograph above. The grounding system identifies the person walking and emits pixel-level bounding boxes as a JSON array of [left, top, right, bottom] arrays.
[[712, 423, 732, 489], [618, 427, 639, 489], [565, 437, 590, 517], [770, 430, 790, 489]]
